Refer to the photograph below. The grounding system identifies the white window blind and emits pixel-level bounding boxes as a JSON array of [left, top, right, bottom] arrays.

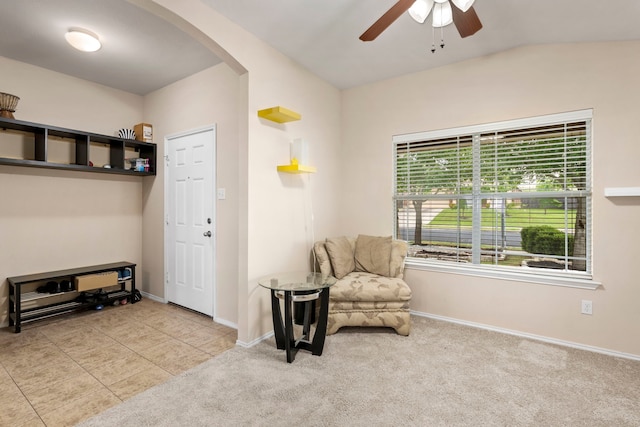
[[393, 110, 592, 279]]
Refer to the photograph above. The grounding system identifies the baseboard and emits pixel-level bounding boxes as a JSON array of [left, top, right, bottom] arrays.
[[0, 291, 165, 330], [2, 289, 240, 340], [139, 291, 165, 303], [119, 292, 262, 348], [139, 292, 239, 331], [213, 317, 237, 330], [236, 331, 274, 348], [411, 310, 640, 362]]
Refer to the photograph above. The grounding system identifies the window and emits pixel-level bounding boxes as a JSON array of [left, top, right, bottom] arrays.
[[393, 110, 592, 282]]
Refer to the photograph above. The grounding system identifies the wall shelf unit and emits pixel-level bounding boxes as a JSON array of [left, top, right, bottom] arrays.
[[604, 187, 640, 197], [257, 106, 301, 123], [277, 163, 316, 174], [0, 116, 156, 176]]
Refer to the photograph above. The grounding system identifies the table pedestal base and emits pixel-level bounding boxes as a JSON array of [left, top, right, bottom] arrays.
[[270, 288, 330, 363]]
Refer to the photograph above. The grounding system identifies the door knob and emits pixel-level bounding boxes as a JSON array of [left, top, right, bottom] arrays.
[[203, 231, 212, 237]]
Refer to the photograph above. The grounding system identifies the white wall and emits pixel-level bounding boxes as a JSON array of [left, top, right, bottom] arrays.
[[142, 63, 240, 326], [0, 57, 145, 326], [341, 42, 640, 357]]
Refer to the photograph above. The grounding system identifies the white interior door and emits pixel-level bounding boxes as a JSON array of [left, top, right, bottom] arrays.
[[165, 126, 216, 317]]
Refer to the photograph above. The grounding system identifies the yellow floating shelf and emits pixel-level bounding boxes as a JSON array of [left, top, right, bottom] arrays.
[[258, 106, 301, 123], [277, 164, 316, 174]]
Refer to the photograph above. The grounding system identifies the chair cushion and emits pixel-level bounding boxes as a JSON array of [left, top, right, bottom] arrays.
[[330, 272, 412, 303], [330, 300, 410, 311], [314, 237, 408, 279], [390, 240, 409, 279], [325, 236, 355, 279], [354, 235, 392, 277], [313, 241, 334, 277], [327, 309, 411, 336]]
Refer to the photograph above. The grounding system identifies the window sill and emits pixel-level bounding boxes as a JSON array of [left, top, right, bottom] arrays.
[[405, 259, 601, 290]]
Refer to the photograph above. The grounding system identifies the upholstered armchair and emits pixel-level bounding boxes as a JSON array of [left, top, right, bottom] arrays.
[[313, 235, 412, 336]]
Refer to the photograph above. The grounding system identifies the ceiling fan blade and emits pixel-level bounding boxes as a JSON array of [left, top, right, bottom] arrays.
[[451, 4, 482, 38], [359, 0, 415, 42]]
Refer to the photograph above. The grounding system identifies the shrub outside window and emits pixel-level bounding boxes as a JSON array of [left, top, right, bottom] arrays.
[[393, 110, 592, 281]]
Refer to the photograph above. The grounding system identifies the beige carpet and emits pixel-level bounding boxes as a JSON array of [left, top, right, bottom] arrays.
[[79, 316, 640, 426]]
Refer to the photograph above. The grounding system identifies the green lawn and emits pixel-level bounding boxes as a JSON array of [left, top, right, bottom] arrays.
[[428, 207, 575, 230]]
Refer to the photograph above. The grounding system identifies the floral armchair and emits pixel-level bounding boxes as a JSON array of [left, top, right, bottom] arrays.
[[313, 235, 412, 336]]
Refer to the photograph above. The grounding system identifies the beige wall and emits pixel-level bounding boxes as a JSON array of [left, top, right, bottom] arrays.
[[142, 63, 240, 325], [341, 41, 640, 357], [0, 56, 245, 330], [6, 4, 631, 358], [0, 57, 145, 326], [1, 5, 344, 342], [151, 0, 343, 344], [0, 57, 143, 135]]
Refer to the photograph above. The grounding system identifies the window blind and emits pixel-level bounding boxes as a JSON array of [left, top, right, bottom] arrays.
[[393, 111, 592, 277]]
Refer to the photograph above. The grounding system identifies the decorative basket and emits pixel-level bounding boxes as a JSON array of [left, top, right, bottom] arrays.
[[118, 128, 136, 140], [0, 92, 20, 119]]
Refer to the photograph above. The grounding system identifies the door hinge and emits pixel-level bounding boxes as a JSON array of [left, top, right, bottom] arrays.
[[164, 154, 170, 166], [165, 271, 170, 283]]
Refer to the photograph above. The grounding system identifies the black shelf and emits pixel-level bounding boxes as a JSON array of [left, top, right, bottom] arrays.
[[7, 261, 137, 332], [14, 289, 131, 323], [0, 116, 156, 176], [17, 301, 84, 322]]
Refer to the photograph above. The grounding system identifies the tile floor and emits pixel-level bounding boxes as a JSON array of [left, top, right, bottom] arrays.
[[0, 298, 237, 427]]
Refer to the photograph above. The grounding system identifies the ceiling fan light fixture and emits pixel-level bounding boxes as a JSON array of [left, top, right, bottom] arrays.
[[451, 0, 475, 12], [408, 0, 434, 24], [65, 28, 101, 52], [432, 2, 453, 27]]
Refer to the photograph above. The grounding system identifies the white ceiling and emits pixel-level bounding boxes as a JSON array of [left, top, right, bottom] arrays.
[[0, 0, 221, 95], [1, 0, 640, 95]]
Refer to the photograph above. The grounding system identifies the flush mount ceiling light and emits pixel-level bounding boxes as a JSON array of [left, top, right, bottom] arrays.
[[65, 28, 101, 52]]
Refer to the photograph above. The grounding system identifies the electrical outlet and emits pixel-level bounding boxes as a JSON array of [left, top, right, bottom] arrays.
[[581, 300, 593, 315]]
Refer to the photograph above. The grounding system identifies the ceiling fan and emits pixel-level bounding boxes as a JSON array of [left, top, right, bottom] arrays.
[[359, 0, 482, 42]]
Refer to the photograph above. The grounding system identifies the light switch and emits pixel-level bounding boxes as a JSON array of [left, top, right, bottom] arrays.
[[217, 188, 226, 200]]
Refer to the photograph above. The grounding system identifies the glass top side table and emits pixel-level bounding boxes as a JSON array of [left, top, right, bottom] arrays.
[[258, 272, 336, 363]]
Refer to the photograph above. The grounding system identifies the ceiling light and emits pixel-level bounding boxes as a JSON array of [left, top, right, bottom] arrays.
[[407, 0, 478, 53], [408, 0, 434, 24], [65, 28, 101, 52], [409, 0, 471, 27], [432, 2, 453, 27], [451, 0, 475, 12]]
